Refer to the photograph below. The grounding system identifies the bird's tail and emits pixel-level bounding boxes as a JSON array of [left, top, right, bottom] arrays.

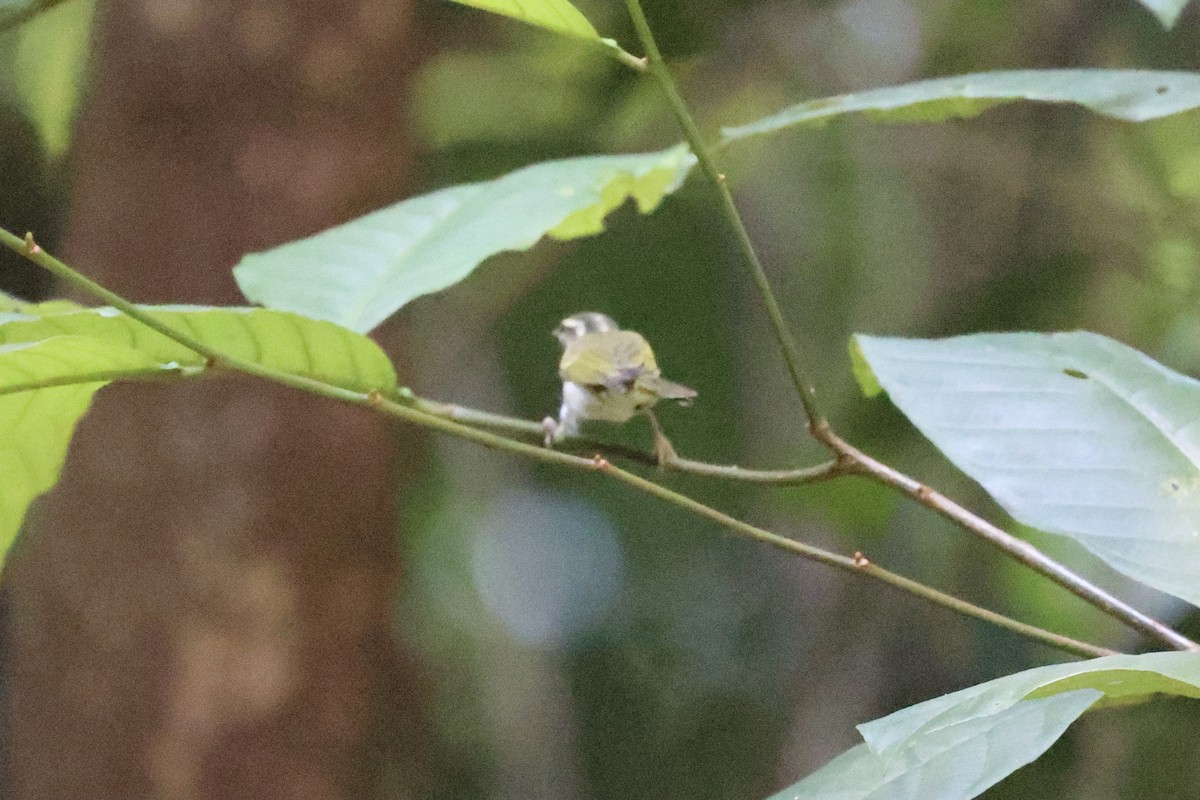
[[638, 375, 697, 405]]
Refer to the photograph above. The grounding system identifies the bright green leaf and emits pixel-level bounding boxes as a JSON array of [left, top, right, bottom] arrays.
[[855, 331, 1200, 607], [1134, 0, 1190, 28], [0, 335, 164, 571], [0, 303, 398, 393], [0, 304, 398, 574], [11, 0, 95, 155], [723, 71, 1200, 143], [233, 145, 696, 333], [444, 0, 599, 41], [773, 652, 1200, 800]]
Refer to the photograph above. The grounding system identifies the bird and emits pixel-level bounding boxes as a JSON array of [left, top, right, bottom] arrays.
[[542, 311, 696, 464]]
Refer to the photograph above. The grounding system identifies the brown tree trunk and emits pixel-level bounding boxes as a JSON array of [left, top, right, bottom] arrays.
[[5, 2, 428, 797]]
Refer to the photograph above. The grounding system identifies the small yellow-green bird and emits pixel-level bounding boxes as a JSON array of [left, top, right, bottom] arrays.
[[542, 312, 696, 462]]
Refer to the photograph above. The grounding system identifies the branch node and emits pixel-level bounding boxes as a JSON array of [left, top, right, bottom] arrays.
[[915, 484, 934, 502], [23, 232, 40, 254], [365, 389, 386, 408], [852, 551, 870, 568], [591, 454, 611, 470]]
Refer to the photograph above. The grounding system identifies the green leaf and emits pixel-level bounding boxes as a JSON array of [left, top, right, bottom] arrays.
[[444, 0, 599, 41], [233, 145, 696, 333], [11, 0, 96, 155], [0, 335, 165, 571], [1135, 0, 1190, 28], [772, 652, 1200, 800], [0, 304, 398, 575], [723, 71, 1200, 143], [854, 331, 1200, 607], [768, 691, 1101, 800], [0, 303, 398, 393]]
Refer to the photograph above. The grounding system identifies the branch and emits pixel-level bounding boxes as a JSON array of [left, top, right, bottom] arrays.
[[7, 231, 229, 363], [826, 431, 1200, 652], [404, 393, 844, 484], [0, 230, 1115, 660], [377, 402, 1115, 660]]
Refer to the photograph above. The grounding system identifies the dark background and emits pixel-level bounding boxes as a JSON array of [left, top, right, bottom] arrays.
[[1, 0, 1200, 797]]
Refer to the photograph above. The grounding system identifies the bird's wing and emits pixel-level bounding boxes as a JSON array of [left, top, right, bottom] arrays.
[[559, 331, 658, 388]]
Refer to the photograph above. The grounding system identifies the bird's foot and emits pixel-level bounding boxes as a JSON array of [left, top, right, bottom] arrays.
[[643, 410, 678, 467], [541, 416, 560, 448], [652, 432, 679, 466]]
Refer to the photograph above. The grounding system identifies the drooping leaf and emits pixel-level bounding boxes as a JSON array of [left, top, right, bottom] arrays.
[[0, 335, 165, 570], [723, 71, 1200, 143], [772, 651, 1200, 800], [0, 303, 398, 393], [853, 331, 1200, 607], [233, 145, 696, 333], [11, 0, 96, 155], [444, 0, 599, 41], [1134, 0, 1190, 28]]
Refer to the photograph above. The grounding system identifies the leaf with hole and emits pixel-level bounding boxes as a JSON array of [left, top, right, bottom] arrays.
[[233, 145, 696, 333], [853, 331, 1200, 607]]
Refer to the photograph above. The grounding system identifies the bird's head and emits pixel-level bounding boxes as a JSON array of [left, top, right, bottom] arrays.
[[552, 311, 620, 347]]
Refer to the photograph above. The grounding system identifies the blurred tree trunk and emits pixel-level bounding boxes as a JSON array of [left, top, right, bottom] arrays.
[[5, 2, 429, 797]]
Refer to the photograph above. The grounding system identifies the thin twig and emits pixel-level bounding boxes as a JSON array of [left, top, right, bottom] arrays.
[[406, 393, 844, 483], [621, 0, 826, 435]]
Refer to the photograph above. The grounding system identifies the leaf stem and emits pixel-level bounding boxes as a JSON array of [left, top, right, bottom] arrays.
[[620, 0, 826, 434]]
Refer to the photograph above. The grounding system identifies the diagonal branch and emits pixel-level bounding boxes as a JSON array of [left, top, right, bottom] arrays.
[[0, 227, 1118, 660]]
